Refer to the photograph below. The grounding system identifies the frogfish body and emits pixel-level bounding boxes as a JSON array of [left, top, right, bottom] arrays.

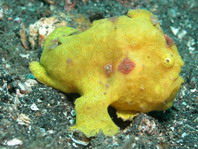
[[30, 9, 184, 137]]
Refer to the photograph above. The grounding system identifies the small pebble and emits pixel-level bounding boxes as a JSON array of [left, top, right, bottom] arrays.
[[194, 117, 198, 123], [38, 128, 46, 136], [69, 119, 75, 125], [182, 102, 187, 106], [181, 132, 188, 138], [167, 8, 177, 18], [71, 110, 76, 116], [26, 74, 36, 79]]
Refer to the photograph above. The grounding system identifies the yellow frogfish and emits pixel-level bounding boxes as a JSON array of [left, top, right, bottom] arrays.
[[29, 9, 184, 137]]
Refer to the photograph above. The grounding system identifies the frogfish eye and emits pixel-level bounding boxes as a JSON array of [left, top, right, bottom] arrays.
[[162, 54, 175, 68]]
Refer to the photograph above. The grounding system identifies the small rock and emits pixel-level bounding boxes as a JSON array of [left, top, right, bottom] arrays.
[[131, 114, 161, 136], [38, 128, 46, 137], [181, 132, 188, 138], [182, 102, 187, 106], [5, 64, 11, 69], [14, 17, 22, 23], [26, 74, 36, 79], [71, 110, 76, 116], [194, 117, 198, 123], [69, 119, 75, 125]]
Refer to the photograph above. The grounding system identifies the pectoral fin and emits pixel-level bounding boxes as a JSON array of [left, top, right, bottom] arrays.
[[116, 110, 139, 121]]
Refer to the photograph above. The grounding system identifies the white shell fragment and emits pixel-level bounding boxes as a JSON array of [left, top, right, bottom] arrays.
[[17, 114, 31, 126], [170, 26, 179, 35], [30, 103, 39, 111], [17, 81, 32, 94], [69, 134, 89, 146], [25, 79, 38, 87], [6, 138, 23, 146], [28, 17, 67, 49]]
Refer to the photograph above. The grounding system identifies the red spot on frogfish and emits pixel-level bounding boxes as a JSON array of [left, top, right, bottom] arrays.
[[164, 34, 174, 47], [118, 57, 135, 74]]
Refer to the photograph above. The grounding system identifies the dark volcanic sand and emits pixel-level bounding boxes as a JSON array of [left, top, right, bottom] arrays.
[[0, 0, 197, 148]]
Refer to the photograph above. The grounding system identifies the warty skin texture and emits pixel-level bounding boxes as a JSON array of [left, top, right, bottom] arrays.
[[29, 9, 184, 137]]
